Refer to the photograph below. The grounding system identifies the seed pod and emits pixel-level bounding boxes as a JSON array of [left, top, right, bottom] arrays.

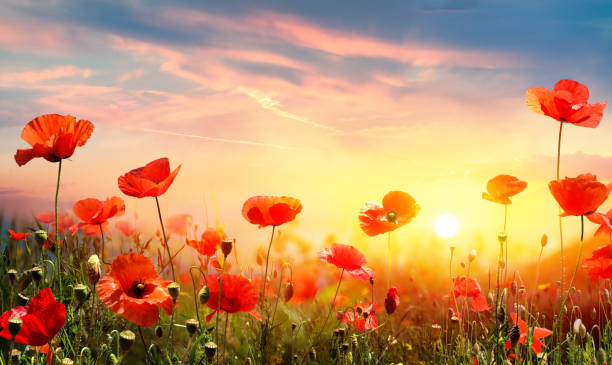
[[341, 342, 349, 353], [509, 325, 520, 347], [283, 282, 294, 302], [8, 317, 22, 338], [579, 323, 587, 339], [74, 284, 90, 304], [204, 342, 217, 361], [338, 327, 346, 340], [573, 319, 582, 335], [168, 282, 180, 300], [119, 330, 135, 353], [198, 285, 210, 305], [87, 255, 101, 286], [291, 323, 297, 332], [16, 293, 29, 306], [61, 358, 73, 365], [497, 306, 506, 324], [7, 269, 17, 285], [33, 230, 48, 246], [498, 232, 507, 244], [431, 324, 441, 340], [596, 347, 607, 365], [221, 239, 233, 257], [11, 349, 21, 363], [362, 311, 370, 320], [30, 267, 43, 285], [468, 249, 477, 263], [155, 326, 163, 338], [540, 233, 548, 247], [185, 318, 199, 336]]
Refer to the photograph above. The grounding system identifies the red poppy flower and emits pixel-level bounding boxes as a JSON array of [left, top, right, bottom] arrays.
[[166, 214, 192, 236], [318, 243, 374, 281], [115, 220, 136, 237], [118, 158, 181, 198], [587, 209, 612, 236], [97, 253, 173, 327], [548, 174, 611, 216], [288, 269, 319, 304], [0, 288, 66, 346], [202, 273, 260, 321], [8, 229, 28, 241], [505, 312, 552, 354], [36, 211, 75, 233], [526, 80, 606, 127], [241, 196, 302, 228], [186, 227, 225, 256], [14, 114, 94, 166], [359, 191, 420, 236], [451, 277, 490, 312], [384, 286, 399, 315], [482, 175, 527, 205], [582, 244, 612, 282], [341, 303, 378, 332], [73, 197, 125, 233]]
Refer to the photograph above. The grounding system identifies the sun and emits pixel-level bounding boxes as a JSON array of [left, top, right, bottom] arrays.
[[434, 214, 459, 238]]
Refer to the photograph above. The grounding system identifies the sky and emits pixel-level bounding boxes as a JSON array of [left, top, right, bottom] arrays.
[[1, 0, 612, 272]]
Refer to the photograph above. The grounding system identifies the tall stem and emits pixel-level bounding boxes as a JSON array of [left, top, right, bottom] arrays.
[[259, 225, 276, 357], [154, 197, 175, 282], [55, 159, 63, 298], [216, 259, 226, 365], [559, 215, 585, 332], [312, 269, 344, 346], [137, 326, 153, 365], [387, 232, 392, 288], [99, 224, 110, 266], [555, 122, 565, 348]]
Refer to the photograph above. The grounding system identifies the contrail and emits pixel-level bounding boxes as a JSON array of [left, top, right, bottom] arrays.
[[121, 126, 298, 150]]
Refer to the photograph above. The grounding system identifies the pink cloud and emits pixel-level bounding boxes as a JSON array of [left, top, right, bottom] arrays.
[[0, 65, 93, 84], [118, 68, 143, 82]]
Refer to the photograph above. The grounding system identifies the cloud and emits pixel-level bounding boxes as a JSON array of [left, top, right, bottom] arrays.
[[0, 65, 93, 84], [118, 68, 143, 82]]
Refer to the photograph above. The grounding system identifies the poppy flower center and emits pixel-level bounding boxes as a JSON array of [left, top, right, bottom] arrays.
[[131, 280, 148, 298], [386, 211, 397, 223]]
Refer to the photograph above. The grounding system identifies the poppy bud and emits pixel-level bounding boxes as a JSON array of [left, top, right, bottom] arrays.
[[604, 289, 610, 303], [283, 282, 294, 302], [168, 282, 180, 300], [204, 342, 217, 361], [8, 317, 22, 338], [7, 269, 17, 285], [540, 233, 548, 247], [592, 307, 598, 321], [198, 285, 210, 305], [472, 343, 480, 355], [460, 262, 465, 269], [384, 286, 399, 315], [497, 306, 505, 324], [74, 284, 90, 304], [369, 276, 374, 286], [33, 230, 48, 246], [573, 319, 582, 335], [16, 293, 29, 306], [291, 323, 297, 332], [62, 358, 73, 365], [498, 232, 507, 244], [511, 281, 518, 296], [579, 323, 586, 339], [338, 327, 346, 339], [11, 349, 21, 363], [185, 318, 199, 336], [221, 239, 233, 257], [596, 347, 607, 365], [509, 325, 520, 347], [87, 255, 101, 286], [468, 249, 477, 263], [155, 326, 163, 338], [30, 267, 43, 286], [119, 330, 135, 353], [431, 324, 441, 340]]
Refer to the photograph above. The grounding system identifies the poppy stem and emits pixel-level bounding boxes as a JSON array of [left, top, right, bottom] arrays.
[[99, 223, 110, 266], [137, 326, 153, 365], [189, 266, 205, 332], [259, 225, 276, 358], [555, 122, 566, 350], [216, 259, 226, 365], [387, 232, 392, 288], [54, 159, 63, 299], [312, 268, 344, 348], [154, 196, 175, 282]]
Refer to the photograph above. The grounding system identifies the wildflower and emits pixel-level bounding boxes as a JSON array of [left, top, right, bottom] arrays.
[[118, 158, 181, 198], [384, 287, 399, 315], [359, 191, 420, 236], [8, 229, 28, 241], [73, 197, 125, 233], [452, 277, 490, 312], [482, 175, 527, 205], [318, 243, 374, 280], [202, 273, 260, 321], [342, 304, 378, 332], [0, 288, 66, 346], [505, 312, 552, 354], [186, 227, 226, 257], [241, 196, 302, 228], [14, 114, 94, 166], [97, 253, 173, 327], [587, 209, 612, 236], [87, 254, 101, 286], [115, 220, 135, 237], [165, 214, 192, 236], [582, 244, 612, 282], [526, 79, 606, 128], [549, 174, 611, 216]]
